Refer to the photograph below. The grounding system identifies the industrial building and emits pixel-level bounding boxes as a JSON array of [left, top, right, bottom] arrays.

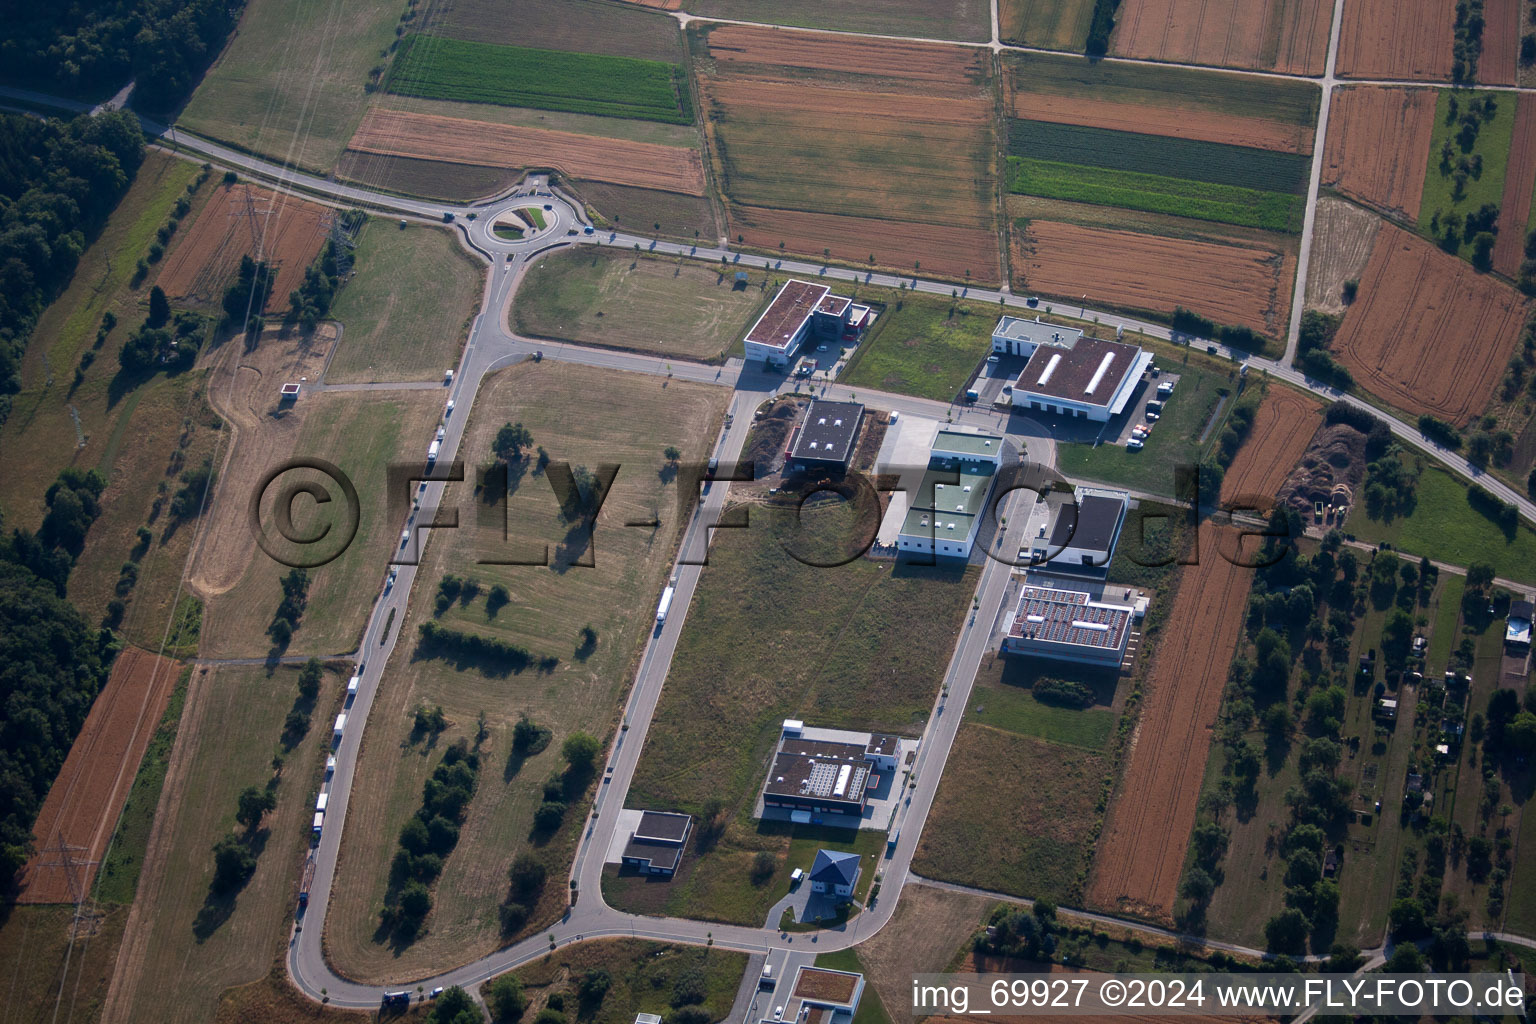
[[895, 428, 1005, 560], [761, 721, 907, 826], [991, 315, 1151, 422], [1000, 585, 1134, 667], [743, 280, 870, 367], [620, 810, 693, 876], [1027, 487, 1128, 572], [787, 399, 865, 471], [758, 967, 866, 1024]]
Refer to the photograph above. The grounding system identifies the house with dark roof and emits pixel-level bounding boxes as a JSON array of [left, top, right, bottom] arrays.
[[809, 849, 861, 901], [788, 400, 865, 470], [1029, 487, 1128, 573], [620, 810, 692, 876]]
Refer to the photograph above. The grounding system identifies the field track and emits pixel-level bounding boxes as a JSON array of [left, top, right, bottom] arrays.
[[1494, 95, 1536, 276], [1336, 0, 1455, 80], [156, 184, 329, 314], [1321, 87, 1437, 219], [1481, 0, 1520, 85], [1220, 389, 1323, 503], [1015, 221, 1292, 335], [732, 205, 1000, 282], [347, 109, 706, 195], [705, 23, 985, 93], [16, 649, 180, 904], [1110, 0, 1332, 75], [1008, 90, 1313, 154], [1331, 224, 1530, 425]]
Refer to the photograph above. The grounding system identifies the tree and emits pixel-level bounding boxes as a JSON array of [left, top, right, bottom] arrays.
[[297, 657, 323, 699], [578, 969, 612, 1006], [533, 801, 566, 832], [235, 785, 276, 831], [147, 285, 170, 327], [494, 422, 533, 461], [1180, 866, 1215, 903], [1390, 897, 1429, 939], [427, 986, 483, 1024], [1467, 562, 1497, 589], [399, 880, 433, 921], [509, 851, 547, 897], [562, 732, 600, 773], [1264, 908, 1310, 954], [663, 445, 681, 463], [750, 849, 776, 884], [491, 974, 527, 1021], [211, 834, 257, 893], [1505, 710, 1536, 752]]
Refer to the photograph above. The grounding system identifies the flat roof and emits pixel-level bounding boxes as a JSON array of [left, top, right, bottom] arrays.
[[766, 738, 870, 806], [790, 400, 864, 463], [865, 733, 900, 759], [900, 463, 994, 539], [745, 280, 829, 351], [817, 294, 851, 316], [993, 315, 1083, 349], [931, 429, 1003, 460], [1016, 335, 1141, 406], [793, 968, 861, 1005], [1005, 585, 1131, 652], [633, 810, 691, 843], [1048, 492, 1126, 554], [622, 836, 683, 870]]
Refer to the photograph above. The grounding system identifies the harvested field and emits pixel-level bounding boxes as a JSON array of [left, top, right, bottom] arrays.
[[424, 0, 686, 60], [999, 0, 1097, 49], [156, 184, 329, 314], [1219, 389, 1323, 504], [1014, 221, 1292, 335], [1481, 0, 1521, 85], [705, 24, 985, 93], [1009, 91, 1312, 154], [16, 649, 180, 904], [1304, 197, 1381, 314], [1110, 0, 1333, 75], [854, 884, 993, 1022], [735, 206, 1000, 283], [347, 108, 705, 195], [1336, 0, 1455, 80], [573, 181, 717, 240], [687, 0, 992, 40], [1087, 523, 1253, 922], [1321, 87, 1437, 218], [1494, 94, 1536, 276], [1330, 224, 1530, 425], [336, 150, 517, 202]]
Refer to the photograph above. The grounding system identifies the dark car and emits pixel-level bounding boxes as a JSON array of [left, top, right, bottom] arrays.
[[1025, 296, 1039, 307], [543, 203, 553, 211]]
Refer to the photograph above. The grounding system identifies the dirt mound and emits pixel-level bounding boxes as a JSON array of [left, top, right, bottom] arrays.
[[1277, 422, 1367, 518]]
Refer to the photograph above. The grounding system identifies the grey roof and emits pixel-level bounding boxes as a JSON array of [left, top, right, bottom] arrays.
[[633, 810, 691, 844], [791, 400, 864, 463], [622, 837, 683, 870], [1048, 494, 1125, 554], [810, 848, 860, 886]]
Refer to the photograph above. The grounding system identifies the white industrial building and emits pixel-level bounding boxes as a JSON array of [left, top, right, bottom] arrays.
[[1000, 584, 1134, 667], [743, 280, 869, 366], [1028, 486, 1128, 572], [895, 428, 1004, 560], [992, 316, 1151, 422]]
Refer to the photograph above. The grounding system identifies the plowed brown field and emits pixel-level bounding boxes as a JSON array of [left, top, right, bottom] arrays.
[[705, 23, 985, 93], [346, 109, 706, 195], [1331, 224, 1530, 425], [1494, 94, 1536, 276], [1110, 0, 1333, 75], [1322, 87, 1437, 218], [1089, 399, 1305, 921], [1336, 0, 1455, 79], [733, 205, 1000, 281], [1015, 221, 1292, 335], [1009, 90, 1313, 153], [156, 184, 329, 314], [16, 648, 180, 904], [1481, 0, 1520, 85]]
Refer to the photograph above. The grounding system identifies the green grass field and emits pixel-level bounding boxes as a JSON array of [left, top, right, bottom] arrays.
[[838, 293, 996, 402], [1419, 89, 1517, 261], [1346, 463, 1536, 584], [388, 35, 690, 124], [816, 949, 895, 1024], [1004, 51, 1320, 127], [1054, 362, 1232, 496], [686, 0, 991, 40], [178, 0, 401, 172], [969, 683, 1118, 749], [913, 723, 1106, 905], [513, 248, 769, 361], [491, 941, 748, 1024], [326, 220, 483, 383], [999, 0, 1096, 49], [1006, 157, 1304, 232]]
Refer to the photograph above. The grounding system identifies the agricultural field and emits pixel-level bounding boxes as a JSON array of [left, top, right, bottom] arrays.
[[838, 293, 1000, 402], [573, 181, 718, 241], [489, 941, 748, 1024], [850, 884, 994, 1020], [1321, 87, 1438, 219], [325, 362, 727, 980], [177, 0, 402, 172], [101, 662, 346, 1024], [1329, 224, 1529, 425], [914, 724, 1109, 905], [1304, 198, 1381, 315], [17, 649, 181, 904], [1346, 462, 1536, 585], [512, 248, 769, 361], [157, 183, 331, 315], [1110, 0, 1334, 75], [335, 150, 521, 203], [423, 0, 686, 60], [326, 221, 484, 383], [1335, 0, 1455, 80], [1493, 94, 1536, 276], [1481, 0, 1522, 85], [1220, 389, 1324, 501], [1419, 89, 1517, 262], [685, 0, 992, 40], [0, 904, 130, 1024], [345, 108, 707, 195], [386, 35, 691, 124], [694, 24, 1000, 282], [998, 0, 1097, 48], [1005, 120, 1309, 232], [1014, 221, 1296, 337], [622, 502, 976, 923]]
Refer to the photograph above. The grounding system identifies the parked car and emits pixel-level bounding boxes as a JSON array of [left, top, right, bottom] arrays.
[[1127, 437, 1144, 450], [1145, 411, 1160, 422]]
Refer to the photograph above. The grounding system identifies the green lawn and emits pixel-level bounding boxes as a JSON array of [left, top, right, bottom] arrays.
[[999, 0, 1096, 49], [969, 684, 1117, 750], [1426, 573, 1467, 674], [513, 248, 769, 361], [326, 220, 484, 383], [839, 294, 996, 402], [1419, 89, 1517, 261], [816, 949, 894, 1024], [178, 0, 402, 172], [1054, 362, 1231, 496], [1346, 463, 1536, 585], [388, 35, 690, 124]]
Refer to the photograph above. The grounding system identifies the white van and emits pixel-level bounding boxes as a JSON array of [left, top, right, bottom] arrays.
[[347, 675, 360, 698]]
